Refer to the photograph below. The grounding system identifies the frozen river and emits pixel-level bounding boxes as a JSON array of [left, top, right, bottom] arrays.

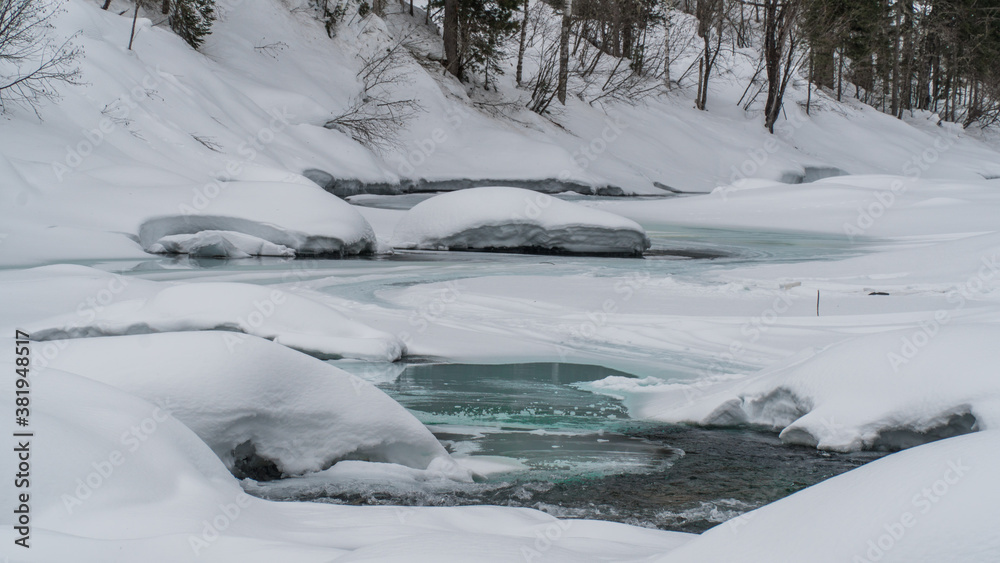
[[67, 194, 885, 532]]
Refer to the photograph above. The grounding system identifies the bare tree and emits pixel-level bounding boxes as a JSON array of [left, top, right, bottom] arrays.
[[557, 0, 571, 103], [761, 0, 801, 132], [0, 0, 81, 115], [663, 0, 673, 89], [443, 0, 459, 77], [325, 37, 423, 151], [693, 0, 724, 110], [515, 0, 528, 85]]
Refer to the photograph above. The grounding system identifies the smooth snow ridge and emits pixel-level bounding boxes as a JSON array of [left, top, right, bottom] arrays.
[[19, 267, 404, 362], [43, 332, 462, 479], [392, 187, 651, 256], [139, 214, 375, 257], [588, 325, 1000, 452]]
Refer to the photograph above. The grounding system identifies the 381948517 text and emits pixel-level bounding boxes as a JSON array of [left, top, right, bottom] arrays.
[[13, 330, 33, 549]]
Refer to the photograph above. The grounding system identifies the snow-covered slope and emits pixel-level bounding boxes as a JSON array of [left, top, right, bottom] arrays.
[[3, 0, 1000, 266]]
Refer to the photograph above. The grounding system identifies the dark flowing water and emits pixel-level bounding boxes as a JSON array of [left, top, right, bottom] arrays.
[[250, 362, 883, 532]]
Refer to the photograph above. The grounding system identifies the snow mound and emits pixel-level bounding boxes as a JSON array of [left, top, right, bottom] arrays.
[[391, 187, 651, 256], [1, 360, 685, 561], [591, 325, 1000, 452], [43, 332, 462, 478], [27, 277, 403, 361], [147, 230, 296, 258], [137, 182, 378, 258], [657, 431, 1000, 563]]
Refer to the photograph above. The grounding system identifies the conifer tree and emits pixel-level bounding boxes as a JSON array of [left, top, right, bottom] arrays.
[[168, 0, 215, 50]]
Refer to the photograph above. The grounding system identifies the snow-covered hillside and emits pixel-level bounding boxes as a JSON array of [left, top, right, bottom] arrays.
[[2, 0, 1000, 561], [3, 0, 1000, 266]]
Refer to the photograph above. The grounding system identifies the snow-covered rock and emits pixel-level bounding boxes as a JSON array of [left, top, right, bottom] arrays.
[[43, 332, 458, 478], [0, 362, 687, 561], [391, 187, 651, 255], [15, 266, 404, 362], [587, 324, 1000, 452], [138, 182, 378, 258], [147, 230, 296, 258]]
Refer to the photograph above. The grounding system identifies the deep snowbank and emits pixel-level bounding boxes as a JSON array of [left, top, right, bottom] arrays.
[[7, 265, 404, 361], [392, 187, 651, 255], [0, 364, 688, 561], [656, 430, 1000, 563], [42, 332, 455, 478], [137, 181, 378, 257], [4, 0, 1000, 268], [586, 324, 1000, 452]]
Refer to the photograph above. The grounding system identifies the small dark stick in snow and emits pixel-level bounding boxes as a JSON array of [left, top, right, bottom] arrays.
[[816, 290, 820, 316], [128, 2, 139, 51]]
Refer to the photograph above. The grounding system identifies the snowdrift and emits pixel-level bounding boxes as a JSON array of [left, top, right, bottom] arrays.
[[657, 431, 1000, 563], [0, 364, 687, 561], [137, 181, 378, 258], [12, 266, 403, 362], [43, 332, 457, 478], [392, 187, 651, 255], [588, 324, 1000, 452]]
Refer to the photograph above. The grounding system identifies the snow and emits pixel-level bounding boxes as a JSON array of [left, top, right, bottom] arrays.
[[0, 363, 690, 561], [147, 230, 296, 257], [585, 324, 1000, 452], [40, 331, 457, 478], [2, 0, 1000, 558], [654, 431, 1000, 563], [136, 181, 378, 257], [391, 187, 651, 255], [3, 0, 998, 268], [7, 265, 404, 362]]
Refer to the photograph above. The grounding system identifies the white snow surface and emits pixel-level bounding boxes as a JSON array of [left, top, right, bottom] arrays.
[[3, 0, 1000, 267], [585, 324, 1000, 452], [136, 181, 378, 257], [148, 230, 297, 257], [655, 430, 1000, 563], [391, 187, 651, 255], [0, 364, 690, 561], [7, 265, 404, 361], [41, 332, 455, 478]]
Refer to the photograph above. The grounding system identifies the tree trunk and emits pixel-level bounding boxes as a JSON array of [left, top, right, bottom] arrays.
[[696, 33, 710, 110], [516, 0, 529, 85], [663, 1, 671, 89], [128, 1, 140, 50], [102, 0, 112, 9], [557, 0, 571, 104], [443, 0, 460, 78]]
